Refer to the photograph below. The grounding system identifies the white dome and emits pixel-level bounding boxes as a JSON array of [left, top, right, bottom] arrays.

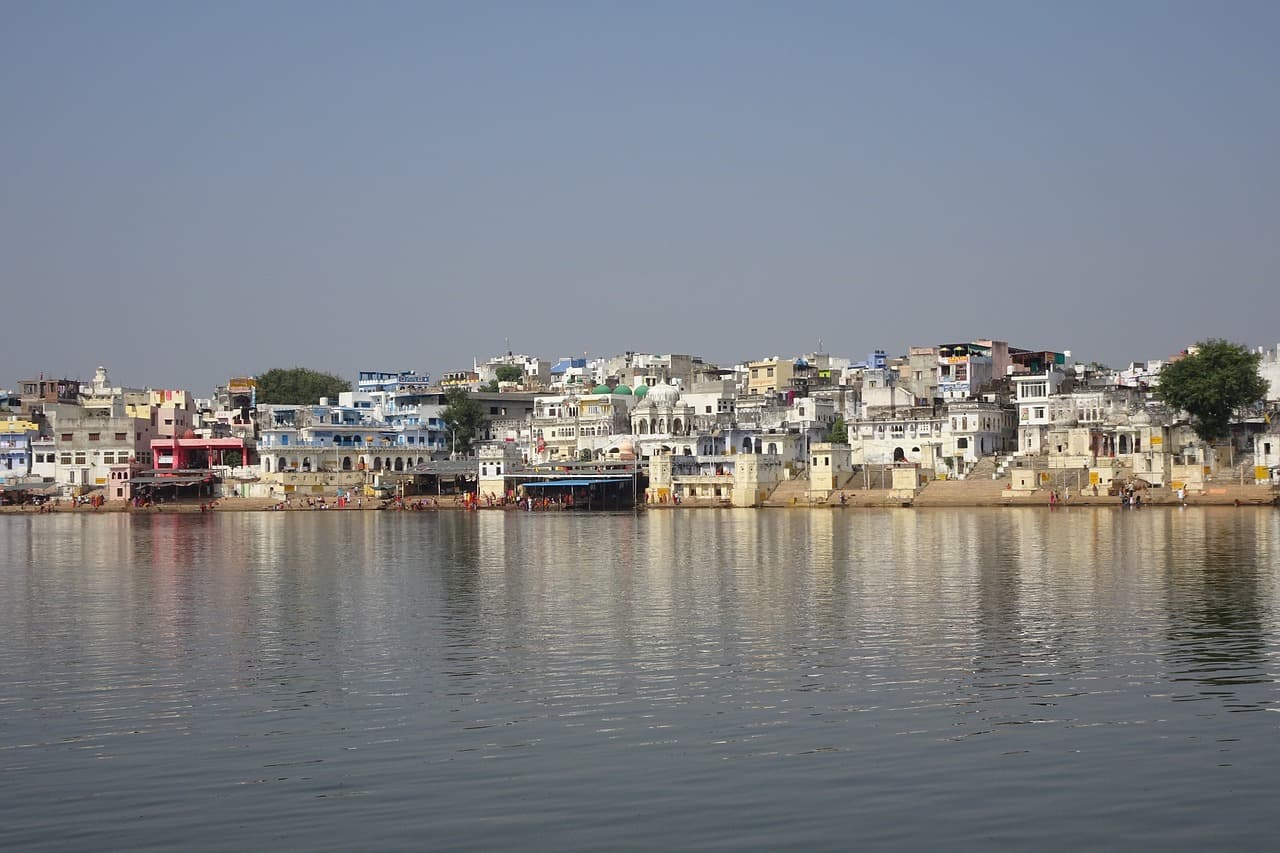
[[646, 382, 679, 404]]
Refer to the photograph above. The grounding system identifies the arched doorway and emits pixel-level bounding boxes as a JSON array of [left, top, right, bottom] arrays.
[[342, 456, 352, 471], [893, 447, 907, 462]]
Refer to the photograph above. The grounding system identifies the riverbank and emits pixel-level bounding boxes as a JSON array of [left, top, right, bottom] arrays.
[[0, 494, 470, 514], [2, 484, 1275, 514]]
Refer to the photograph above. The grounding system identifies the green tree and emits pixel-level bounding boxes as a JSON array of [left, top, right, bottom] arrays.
[[1156, 339, 1268, 442], [494, 364, 523, 384], [825, 417, 849, 444], [255, 367, 350, 405], [442, 387, 488, 456]]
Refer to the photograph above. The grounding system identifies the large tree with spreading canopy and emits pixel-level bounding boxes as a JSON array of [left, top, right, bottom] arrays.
[[1156, 339, 1267, 442]]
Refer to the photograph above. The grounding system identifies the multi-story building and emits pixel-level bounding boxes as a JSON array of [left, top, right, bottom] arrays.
[[0, 416, 40, 481], [44, 400, 156, 491], [1012, 368, 1069, 455], [905, 346, 941, 404], [16, 375, 80, 417], [943, 400, 1015, 467], [256, 402, 435, 474], [471, 390, 537, 445], [532, 389, 637, 462], [548, 357, 590, 390], [745, 357, 795, 397], [850, 407, 947, 468], [937, 342, 995, 399], [1256, 343, 1280, 402]]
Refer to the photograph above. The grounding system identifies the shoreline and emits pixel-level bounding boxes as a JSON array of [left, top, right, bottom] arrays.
[[2, 488, 1276, 515]]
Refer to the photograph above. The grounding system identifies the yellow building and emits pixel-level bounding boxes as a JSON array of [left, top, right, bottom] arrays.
[[746, 357, 795, 396]]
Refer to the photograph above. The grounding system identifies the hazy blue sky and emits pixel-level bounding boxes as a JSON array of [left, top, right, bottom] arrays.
[[4, 1, 1278, 394]]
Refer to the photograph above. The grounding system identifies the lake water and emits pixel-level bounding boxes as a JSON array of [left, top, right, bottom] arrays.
[[2, 507, 1279, 851]]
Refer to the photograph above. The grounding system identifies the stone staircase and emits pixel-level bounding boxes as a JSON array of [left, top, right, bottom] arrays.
[[763, 478, 820, 506], [964, 455, 998, 480], [913, 472, 1012, 506]]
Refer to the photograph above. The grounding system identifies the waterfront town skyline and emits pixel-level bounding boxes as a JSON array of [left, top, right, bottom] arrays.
[[6, 335, 1280, 509]]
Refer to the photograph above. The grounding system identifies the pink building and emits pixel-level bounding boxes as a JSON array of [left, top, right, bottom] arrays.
[[151, 430, 247, 470]]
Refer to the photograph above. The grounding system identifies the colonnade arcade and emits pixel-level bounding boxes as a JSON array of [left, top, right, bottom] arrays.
[[262, 451, 429, 474]]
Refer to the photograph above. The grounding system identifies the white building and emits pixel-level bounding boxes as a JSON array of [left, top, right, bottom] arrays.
[[944, 400, 1015, 467], [1258, 343, 1280, 402], [532, 388, 637, 462], [850, 409, 947, 469], [1012, 368, 1067, 455]]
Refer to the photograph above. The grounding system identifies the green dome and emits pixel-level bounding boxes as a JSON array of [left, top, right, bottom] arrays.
[[613, 384, 633, 395], [633, 384, 649, 398], [593, 383, 612, 395]]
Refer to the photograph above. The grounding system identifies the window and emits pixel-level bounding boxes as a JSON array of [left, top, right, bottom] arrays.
[[1034, 407, 1046, 419], [61, 433, 72, 442], [958, 437, 969, 449], [60, 453, 72, 465], [89, 433, 100, 441], [115, 432, 126, 441], [74, 452, 86, 465]]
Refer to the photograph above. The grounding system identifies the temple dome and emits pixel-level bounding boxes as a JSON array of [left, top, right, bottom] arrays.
[[632, 384, 649, 399], [593, 383, 612, 395], [613, 384, 633, 395], [646, 382, 679, 404]]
